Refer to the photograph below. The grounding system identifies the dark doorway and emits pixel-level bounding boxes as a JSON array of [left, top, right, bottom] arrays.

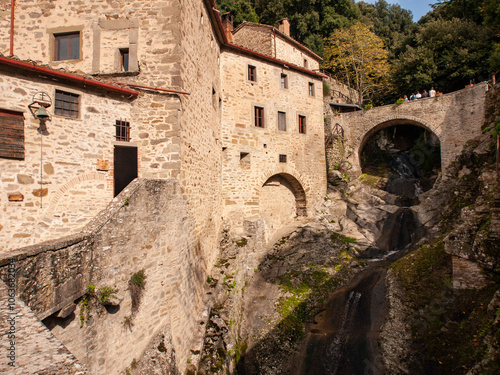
[[114, 146, 137, 197]]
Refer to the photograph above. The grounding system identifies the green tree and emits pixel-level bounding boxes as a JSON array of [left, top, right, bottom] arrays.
[[323, 22, 390, 105], [393, 17, 492, 94], [216, 0, 259, 27], [358, 0, 416, 58], [254, 0, 360, 55]]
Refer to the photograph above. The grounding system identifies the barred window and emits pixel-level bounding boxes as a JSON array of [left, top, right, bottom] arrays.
[[115, 120, 130, 142], [54, 90, 79, 118], [279, 154, 287, 163]]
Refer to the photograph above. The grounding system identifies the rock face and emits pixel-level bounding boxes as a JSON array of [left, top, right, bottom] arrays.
[[379, 86, 500, 374]]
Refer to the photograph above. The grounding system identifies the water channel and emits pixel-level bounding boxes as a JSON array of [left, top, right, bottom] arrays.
[[294, 126, 436, 374]]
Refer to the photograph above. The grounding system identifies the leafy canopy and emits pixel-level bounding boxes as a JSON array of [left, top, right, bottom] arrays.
[[323, 22, 390, 105]]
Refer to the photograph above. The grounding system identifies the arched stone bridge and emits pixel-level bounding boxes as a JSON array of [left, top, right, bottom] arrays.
[[334, 83, 488, 176]]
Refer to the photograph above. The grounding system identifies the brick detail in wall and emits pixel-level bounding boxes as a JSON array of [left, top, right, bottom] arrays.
[[0, 111, 24, 160]]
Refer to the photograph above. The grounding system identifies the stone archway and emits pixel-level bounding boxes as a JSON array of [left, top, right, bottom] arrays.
[[358, 120, 442, 197], [259, 173, 307, 231]]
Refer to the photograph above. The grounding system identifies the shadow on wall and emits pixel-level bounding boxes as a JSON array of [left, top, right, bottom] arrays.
[[259, 173, 307, 236]]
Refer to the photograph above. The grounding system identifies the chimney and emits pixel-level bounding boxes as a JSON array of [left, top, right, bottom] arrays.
[[277, 18, 290, 36], [221, 12, 234, 42]]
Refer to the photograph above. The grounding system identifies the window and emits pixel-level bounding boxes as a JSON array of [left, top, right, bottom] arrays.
[[278, 111, 286, 131], [298, 115, 306, 134], [248, 65, 257, 82], [279, 154, 287, 163], [54, 90, 79, 118], [254, 106, 264, 127], [280, 74, 288, 89], [54, 32, 80, 61], [240, 152, 250, 168], [120, 49, 129, 72], [115, 120, 130, 142], [0, 109, 24, 160], [308, 82, 315, 96], [304, 59, 308, 68]]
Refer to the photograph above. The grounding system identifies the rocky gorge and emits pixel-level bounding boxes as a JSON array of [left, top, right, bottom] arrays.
[[125, 86, 500, 375]]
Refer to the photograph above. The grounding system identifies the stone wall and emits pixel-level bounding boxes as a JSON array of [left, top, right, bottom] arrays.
[[0, 280, 87, 374], [232, 24, 274, 57], [0, 178, 216, 374], [220, 50, 327, 238], [274, 34, 320, 71], [335, 83, 488, 176], [0, 68, 133, 252]]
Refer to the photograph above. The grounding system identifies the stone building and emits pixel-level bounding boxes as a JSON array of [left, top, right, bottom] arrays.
[[0, 1, 326, 373]]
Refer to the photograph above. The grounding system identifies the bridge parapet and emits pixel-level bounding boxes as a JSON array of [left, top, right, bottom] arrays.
[[331, 83, 488, 176]]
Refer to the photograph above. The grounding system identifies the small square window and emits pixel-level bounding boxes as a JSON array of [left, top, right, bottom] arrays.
[[240, 152, 250, 168], [281, 74, 288, 89], [279, 154, 287, 163], [120, 49, 129, 72], [115, 120, 130, 141], [278, 111, 286, 131], [309, 82, 315, 96], [54, 90, 79, 118], [54, 32, 80, 61], [254, 106, 264, 127], [248, 65, 257, 82], [298, 115, 306, 134]]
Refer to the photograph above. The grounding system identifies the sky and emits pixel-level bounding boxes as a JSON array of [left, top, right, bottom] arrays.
[[355, 0, 434, 22]]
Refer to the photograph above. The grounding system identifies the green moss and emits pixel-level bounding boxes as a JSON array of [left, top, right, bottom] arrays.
[[236, 238, 248, 247], [331, 232, 356, 244], [358, 173, 382, 188], [392, 238, 500, 373], [392, 239, 451, 308]]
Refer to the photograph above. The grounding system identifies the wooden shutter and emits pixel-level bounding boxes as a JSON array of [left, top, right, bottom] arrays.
[[0, 110, 24, 160]]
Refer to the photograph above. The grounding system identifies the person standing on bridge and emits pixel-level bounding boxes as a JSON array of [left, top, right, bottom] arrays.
[[416, 91, 422, 99], [429, 87, 436, 97], [422, 90, 429, 98]]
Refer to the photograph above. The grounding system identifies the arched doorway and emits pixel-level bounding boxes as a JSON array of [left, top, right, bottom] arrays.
[[359, 121, 441, 200], [259, 173, 307, 231]]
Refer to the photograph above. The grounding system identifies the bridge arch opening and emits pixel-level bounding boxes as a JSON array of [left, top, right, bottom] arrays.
[[359, 120, 441, 200], [259, 173, 307, 230]]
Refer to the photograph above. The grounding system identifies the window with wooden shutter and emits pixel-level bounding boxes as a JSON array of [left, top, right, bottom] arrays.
[[0, 109, 24, 160], [254, 106, 264, 127], [298, 115, 306, 134]]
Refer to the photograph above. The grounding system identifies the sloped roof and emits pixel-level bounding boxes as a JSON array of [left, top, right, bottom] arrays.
[[0, 54, 139, 96]]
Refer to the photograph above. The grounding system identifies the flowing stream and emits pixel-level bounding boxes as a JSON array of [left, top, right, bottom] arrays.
[[294, 153, 424, 374]]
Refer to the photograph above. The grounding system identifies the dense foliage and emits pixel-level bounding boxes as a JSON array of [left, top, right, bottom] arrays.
[[216, 0, 499, 105]]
